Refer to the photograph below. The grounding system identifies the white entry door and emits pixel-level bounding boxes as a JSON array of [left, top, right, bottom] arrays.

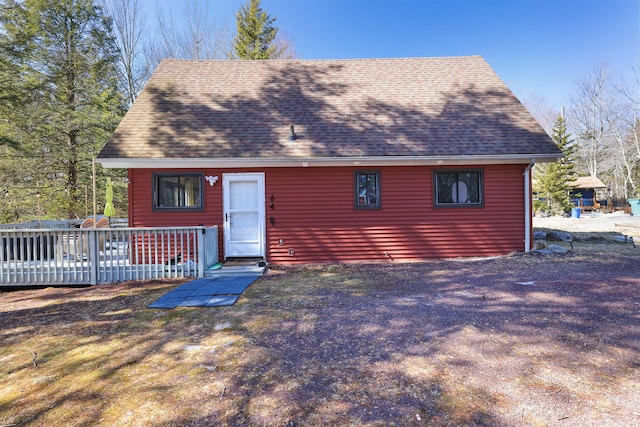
[[223, 173, 265, 258]]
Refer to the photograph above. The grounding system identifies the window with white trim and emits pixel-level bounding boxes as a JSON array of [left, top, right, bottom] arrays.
[[434, 170, 483, 207]]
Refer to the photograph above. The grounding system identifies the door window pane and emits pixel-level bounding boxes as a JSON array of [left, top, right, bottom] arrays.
[[229, 181, 258, 210], [230, 212, 259, 241]]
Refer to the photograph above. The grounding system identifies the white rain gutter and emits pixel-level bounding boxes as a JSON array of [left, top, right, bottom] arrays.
[[523, 159, 535, 252]]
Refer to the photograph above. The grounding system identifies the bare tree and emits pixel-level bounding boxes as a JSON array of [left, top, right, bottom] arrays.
[[609, 70, 640, 198], [570, 64, 612, 178], [103, 0, 151, 105], [616, 67, 640, 160], [272, 29, 297, 59], [151, 0, 231, 65], [521, 93, 559, 135], [569, 64, 640, 199]]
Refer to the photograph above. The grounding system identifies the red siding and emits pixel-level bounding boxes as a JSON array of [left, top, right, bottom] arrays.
[[128, 164, 528, 264], [266, 165, 526, 263], [130, 168, 227, 259], [129, 168, 224, 228]]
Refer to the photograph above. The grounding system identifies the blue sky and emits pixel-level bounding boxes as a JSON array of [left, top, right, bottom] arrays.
[[150, 0, 639, 111]]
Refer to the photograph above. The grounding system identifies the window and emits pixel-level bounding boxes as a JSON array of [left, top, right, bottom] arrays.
[[355, 170, 381, 209], [154, 173, 203, 210], [434, 170, 483, 207]]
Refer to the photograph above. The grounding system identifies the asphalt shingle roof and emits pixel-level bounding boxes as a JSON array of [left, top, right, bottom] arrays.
[[571, 176, 607, 189], [99, 56, 561, 162]]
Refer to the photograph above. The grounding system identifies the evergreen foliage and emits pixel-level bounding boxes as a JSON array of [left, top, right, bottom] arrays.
[[0, 0, 38, 148], [0, 0, 126, 221], [232, 0, 279, 59], [538, 114, 578, 214]]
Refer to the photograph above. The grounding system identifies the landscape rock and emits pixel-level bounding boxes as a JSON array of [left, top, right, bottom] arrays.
[[547, 244, 569, 254], [612, 235, 635, 244], [530, 243, 570, 255], [531, 249, 553, 255], [547, 230, 574, 243], [214, 322, 232, 331], [533, 240, 547, 250], [533, 231, 547, 240]]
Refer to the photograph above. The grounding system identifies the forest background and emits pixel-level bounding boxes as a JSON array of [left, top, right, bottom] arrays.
[[0, 0, 637, 223]]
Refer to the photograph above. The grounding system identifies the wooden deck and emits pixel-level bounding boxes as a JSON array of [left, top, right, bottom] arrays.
[[0, 226, 218, 286]]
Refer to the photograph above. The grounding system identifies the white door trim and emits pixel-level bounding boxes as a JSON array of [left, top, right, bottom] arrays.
[[222, 172, 266, 259]]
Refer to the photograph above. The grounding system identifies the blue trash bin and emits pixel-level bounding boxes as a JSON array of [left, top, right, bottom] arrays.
[[628, 199, 640, 216], [571, 207, 581, 218]]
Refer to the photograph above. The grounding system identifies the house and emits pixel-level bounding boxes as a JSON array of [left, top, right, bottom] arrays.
[[97, 56, 562, 264], [570, 176, 607, 211]]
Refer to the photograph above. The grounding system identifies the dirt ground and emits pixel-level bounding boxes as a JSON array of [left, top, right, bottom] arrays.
[[1, 215, 639, 426]]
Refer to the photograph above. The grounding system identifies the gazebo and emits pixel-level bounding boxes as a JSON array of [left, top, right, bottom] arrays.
[[570, 176, 607, 211]]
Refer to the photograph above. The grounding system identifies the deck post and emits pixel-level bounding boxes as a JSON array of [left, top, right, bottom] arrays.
[[197, 227, 205, 278], [89, 230, 99, 285]]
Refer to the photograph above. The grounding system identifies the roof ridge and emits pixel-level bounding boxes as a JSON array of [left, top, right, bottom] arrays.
[[159, 55, 485, 64]]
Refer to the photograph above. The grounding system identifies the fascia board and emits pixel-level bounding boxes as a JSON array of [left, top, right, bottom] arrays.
[[96, 154, 562, 169]]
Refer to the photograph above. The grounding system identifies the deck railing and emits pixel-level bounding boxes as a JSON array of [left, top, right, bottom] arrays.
[[0, 226, 218, 286]]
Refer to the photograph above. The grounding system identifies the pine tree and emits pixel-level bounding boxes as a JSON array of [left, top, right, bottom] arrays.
[[232, 0, 279, 60], [0, 0, 39, 148], [0, 0, 125, 220], [538, 114, 578, 214]]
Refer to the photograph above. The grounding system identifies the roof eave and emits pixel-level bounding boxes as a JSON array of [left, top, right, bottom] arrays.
[[97, 154, 562, 169]]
